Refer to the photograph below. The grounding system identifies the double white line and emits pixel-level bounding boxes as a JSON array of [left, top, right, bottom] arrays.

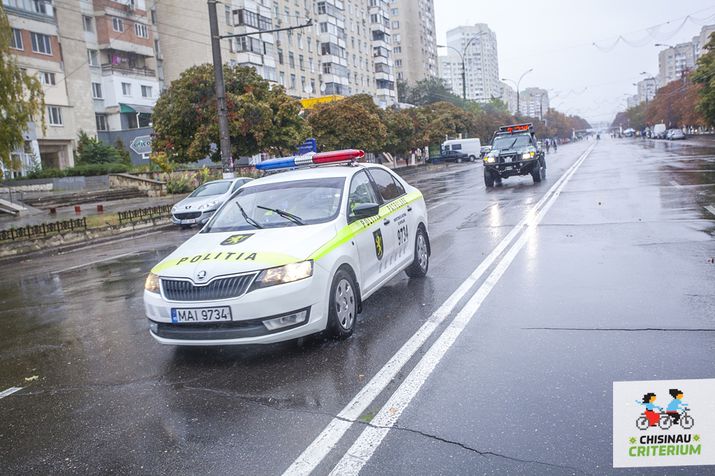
[[285, 144, 596, 476]]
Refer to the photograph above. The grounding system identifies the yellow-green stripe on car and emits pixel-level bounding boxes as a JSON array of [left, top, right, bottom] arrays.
[[308, 191, 423, 261], [151, 250, 300, 274]]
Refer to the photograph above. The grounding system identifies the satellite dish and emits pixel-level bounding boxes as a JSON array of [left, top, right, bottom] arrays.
[[304, 83, 313, 94], [320, 82, 326, 93]]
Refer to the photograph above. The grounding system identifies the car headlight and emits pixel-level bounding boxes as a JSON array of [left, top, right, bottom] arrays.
[[171, 206, 177, 213], [522, 151, 535, 160], [485, 156, 496, 163], [198, 200, 220, 210], [252, 261, 313, 289], [145, 272, 160, 293]]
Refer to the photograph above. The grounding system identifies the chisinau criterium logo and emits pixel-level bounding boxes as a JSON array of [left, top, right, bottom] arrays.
[[613, 378, 715, 468]]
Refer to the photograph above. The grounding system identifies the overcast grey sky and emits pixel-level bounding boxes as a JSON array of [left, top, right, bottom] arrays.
[[434, 0, 715, 125]]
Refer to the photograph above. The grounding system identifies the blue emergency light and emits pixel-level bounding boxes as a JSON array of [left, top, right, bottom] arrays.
[[256, 149, 365, 171]]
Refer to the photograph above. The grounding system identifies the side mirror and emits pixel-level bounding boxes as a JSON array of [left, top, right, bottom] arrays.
[[351, 203, 380, 221]]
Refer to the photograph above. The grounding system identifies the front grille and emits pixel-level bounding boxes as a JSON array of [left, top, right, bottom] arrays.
[[174, 212, 202, 220], [162, 274, 256, 301], [499, 154, 519, 164]]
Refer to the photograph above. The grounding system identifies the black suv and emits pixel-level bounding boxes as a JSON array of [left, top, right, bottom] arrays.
[[483, 124, 546, 187]]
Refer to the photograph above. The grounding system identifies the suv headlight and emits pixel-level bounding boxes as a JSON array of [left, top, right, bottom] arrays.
[[252, 261, 313, 290], [485, 150, 498, 163], [145, 272, 160, 293]]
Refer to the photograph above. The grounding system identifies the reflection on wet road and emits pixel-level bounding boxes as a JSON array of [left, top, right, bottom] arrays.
[[1, 137, 714, 474]]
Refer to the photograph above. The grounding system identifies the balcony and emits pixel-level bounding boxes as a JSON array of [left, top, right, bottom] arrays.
[[101, 64, 156, 77]]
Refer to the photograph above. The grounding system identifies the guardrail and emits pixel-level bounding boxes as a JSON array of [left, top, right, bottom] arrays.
[[0, 218, 87, 242], [118, 204, 173, 225]]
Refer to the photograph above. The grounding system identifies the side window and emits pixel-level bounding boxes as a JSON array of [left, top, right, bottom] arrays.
[[368, 168, 405, 202], [231, 179, 247, 193], [452, 143, 462, 150], [348, 171, 379, 218]]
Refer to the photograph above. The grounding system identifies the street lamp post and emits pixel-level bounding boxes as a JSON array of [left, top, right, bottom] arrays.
[[437, 33, 483, 101], [502, 68, 533, 116]]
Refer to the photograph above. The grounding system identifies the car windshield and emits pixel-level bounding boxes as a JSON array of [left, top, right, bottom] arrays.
[[189, 181, 231, 197], [492, 134, 532, 150], [205, 177, 345, 232]]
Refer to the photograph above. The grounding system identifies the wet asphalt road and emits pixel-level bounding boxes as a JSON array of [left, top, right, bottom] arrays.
[[1, 137, 714, 475]]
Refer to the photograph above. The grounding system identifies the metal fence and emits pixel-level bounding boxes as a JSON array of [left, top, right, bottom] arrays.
[[118, 204, 173, 225], [0, 218, 87, 242]]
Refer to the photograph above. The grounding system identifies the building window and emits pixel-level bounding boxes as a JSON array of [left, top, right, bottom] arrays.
[[39, 71, 56, 85], [30, 32, 52, 55], [134, 23, 148, 38], [121, 82, 131, 96], [83, 15, 93, 32], [225, 5, 231, 25], [277, 48, 283, 65], [141, 85, 152, 98], [288, 52, 295, 68], [95, 114, 108, 131], [112, 17, 124, 32], [392, 21, 399, 29], [299, 54, 304, 70], [87, 49, 99, 66], [47, 106, 62, 126], [10, 28, 23, 50], [279, 71, 285, 86], [91, 82, 102, 99], [150, 9, 157, 25], [290, 73, 296, 89]]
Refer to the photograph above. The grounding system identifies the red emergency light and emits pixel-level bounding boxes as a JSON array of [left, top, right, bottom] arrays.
[[312, 149, 365, 164]]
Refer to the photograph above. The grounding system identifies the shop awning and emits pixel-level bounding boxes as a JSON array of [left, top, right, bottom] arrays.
[[119, 103, 153, 114]]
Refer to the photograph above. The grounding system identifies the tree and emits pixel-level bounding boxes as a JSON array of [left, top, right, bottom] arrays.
[[74, 131, 122, 165], [151, 64, 308, 163], [383, 107, 418, 158], [645, 77, 704, 127], [692, 32, 715, 126], [401, 77, 464, 107], [307, 94, 387, 152], [0, 7, 44, 178]]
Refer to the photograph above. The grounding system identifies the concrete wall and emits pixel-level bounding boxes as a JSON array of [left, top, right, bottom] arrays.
[[108, 173, 165, 196], [97, 126, 153, 165], [0, 175, 110, 193]]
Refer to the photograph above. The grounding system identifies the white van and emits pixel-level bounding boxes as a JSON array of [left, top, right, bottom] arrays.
[[441, 138, 482, 162]]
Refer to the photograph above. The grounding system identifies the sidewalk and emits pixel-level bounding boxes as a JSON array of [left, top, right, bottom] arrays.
[[0, 194, 184, 229]]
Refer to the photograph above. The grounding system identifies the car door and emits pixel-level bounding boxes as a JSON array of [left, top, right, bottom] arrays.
[[366, 168, 412, 277], [347, 170, 384, 294]]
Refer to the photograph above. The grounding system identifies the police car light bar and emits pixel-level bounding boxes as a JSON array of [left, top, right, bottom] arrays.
[[256, 149, 365, 171], [498, 123, 532, 133]]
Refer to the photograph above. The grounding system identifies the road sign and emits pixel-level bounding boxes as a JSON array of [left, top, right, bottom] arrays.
[[297, 138, 317, 155]]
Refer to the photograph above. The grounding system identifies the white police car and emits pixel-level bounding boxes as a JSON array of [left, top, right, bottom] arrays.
[[144, 149, 430, 345]]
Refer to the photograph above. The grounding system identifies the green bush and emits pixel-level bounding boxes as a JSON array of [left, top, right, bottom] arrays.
[[21, 163, 130, 179], [75, 131, 122, 165], [166, 175, 193, 194]]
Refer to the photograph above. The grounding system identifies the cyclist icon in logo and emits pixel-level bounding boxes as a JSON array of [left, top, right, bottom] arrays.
[[635, 389, 695, 431]]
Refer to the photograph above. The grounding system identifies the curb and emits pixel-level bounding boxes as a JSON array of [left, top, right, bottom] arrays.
[[0, 222, 175, 265]]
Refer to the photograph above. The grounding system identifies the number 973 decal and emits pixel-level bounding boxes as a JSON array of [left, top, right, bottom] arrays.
[[397, 224, 409, 247]]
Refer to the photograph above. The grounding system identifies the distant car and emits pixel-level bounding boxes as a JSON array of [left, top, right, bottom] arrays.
[[171, 177, 253, 228], [483, 123, 546, 187], [652, 123, 667, 139], [441, 138, 482, 162], [623, 128, 635, 137], [669, 129, 686, 140]]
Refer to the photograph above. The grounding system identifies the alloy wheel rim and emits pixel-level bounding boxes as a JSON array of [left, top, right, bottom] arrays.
[[335, 279, 355, 330], [417, 234, 428, 270]]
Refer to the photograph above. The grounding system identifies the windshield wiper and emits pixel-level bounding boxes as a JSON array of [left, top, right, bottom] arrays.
[[236, 201, 263, 229], [256, 205, 305, 226]]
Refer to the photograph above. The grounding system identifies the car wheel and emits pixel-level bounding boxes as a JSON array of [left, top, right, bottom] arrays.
[[531, 160, 543, 183], [469, 155, 477, 162], [406, 226, 429, 278], [484, 168, 495, 188], [327, 268, 358, 339], [457, 157, 463, 163]]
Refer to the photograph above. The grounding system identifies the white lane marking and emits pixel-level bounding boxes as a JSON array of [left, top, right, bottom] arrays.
[[705, 205, 715, 217], [329, 143, 594, 475], [0, 387, 23, 399], [53, 251, 137, 274], [669, 180, 682, 189], [282, 144, 595, 476]]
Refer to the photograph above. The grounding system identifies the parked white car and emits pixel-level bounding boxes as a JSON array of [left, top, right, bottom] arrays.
[[171, 177, 253, 227], [145, 150, 430, 345]]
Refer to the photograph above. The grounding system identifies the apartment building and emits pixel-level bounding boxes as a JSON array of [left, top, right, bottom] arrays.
[[636, 77, 656, 104], [497, 81, 517, 114], [4, 0, 94, 172], [438, 24, 499, 103], [389, 0, 437, 87], [519, 87, 549, 119], [657, 41, 696, 86]]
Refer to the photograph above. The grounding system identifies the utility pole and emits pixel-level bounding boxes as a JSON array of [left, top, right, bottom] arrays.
[[207, 1, 311, 176], [207, 0, 233, 178]]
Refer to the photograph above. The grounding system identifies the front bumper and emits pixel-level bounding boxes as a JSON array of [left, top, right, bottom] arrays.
[[143, 269, 330, 345], [484, 157, 538, 177], [171, 210, 214, 226]]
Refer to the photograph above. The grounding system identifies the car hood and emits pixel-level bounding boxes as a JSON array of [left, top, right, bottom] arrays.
[[151, 222, 339, 280], [174, 194, 225, 211]]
